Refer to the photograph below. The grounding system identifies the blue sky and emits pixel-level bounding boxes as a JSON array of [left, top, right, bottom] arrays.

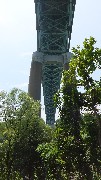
[[0, 0, 101, 120]]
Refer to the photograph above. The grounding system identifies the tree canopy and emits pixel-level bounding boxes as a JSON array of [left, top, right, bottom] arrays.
[[0, 88, 52, 179], [38, 37, 101, 179]]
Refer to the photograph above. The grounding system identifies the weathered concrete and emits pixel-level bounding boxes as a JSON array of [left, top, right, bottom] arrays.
[[28, 60, 42, 101]]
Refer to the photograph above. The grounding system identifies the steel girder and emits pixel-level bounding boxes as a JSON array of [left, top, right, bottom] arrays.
[[33, 0, 76, 125], [42, 63, 63, 125], [35, 0, 76, 54]]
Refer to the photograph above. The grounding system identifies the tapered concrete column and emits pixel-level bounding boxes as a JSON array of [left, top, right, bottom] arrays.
[[28, 52, 43, 101], [28, 61, 42, 101]]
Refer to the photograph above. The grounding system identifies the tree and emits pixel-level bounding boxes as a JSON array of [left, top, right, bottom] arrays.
[[56, 37, 101, 179], [0, 88, 52, 179], [38, 37, 101, 179]]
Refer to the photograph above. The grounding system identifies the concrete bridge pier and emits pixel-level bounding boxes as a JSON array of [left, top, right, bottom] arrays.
[[28, 52, 43, 102]]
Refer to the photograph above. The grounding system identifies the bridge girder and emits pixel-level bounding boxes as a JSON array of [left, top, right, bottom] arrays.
[[29, 0, 76, 125], [35, 0, 76, 54]]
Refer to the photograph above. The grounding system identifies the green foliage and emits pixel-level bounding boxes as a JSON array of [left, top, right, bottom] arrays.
[[0, 88, 52, 179], [38, 37, 101, 179]]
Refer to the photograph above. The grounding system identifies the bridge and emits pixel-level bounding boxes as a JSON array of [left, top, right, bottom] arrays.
[[28, 0, 76, 125]]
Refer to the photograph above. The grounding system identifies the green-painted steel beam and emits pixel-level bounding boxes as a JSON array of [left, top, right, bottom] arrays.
[[33, 0, 76, 125], [42, 63, 63, 125], [35, 0, 76, 54]]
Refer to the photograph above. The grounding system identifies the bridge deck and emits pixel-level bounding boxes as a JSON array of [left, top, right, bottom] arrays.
[[35, 0, 76, 54]]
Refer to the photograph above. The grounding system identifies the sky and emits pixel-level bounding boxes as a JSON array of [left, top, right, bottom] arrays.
[[0, 0, 101, 120]]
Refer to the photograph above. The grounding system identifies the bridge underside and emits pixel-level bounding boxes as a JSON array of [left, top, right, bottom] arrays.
[[29, 0, 76, 125], [35, 0, 76, 54]]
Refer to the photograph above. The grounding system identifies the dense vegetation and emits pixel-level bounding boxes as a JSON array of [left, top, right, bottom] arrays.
[[0, 37, 101, 179], [0, 89, 52, 179]]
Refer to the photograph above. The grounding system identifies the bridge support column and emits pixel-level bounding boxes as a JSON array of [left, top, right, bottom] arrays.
[[28, 51, 73, 124], [42, 55, 63, 125], [28, 61, 42, 101], [28, 52, 43, 102]]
